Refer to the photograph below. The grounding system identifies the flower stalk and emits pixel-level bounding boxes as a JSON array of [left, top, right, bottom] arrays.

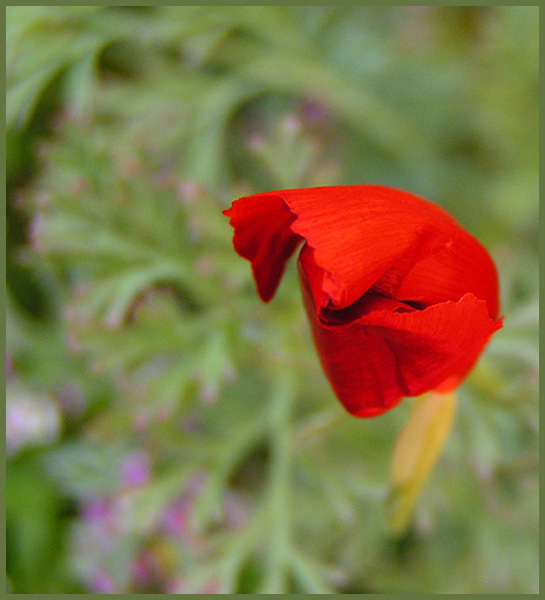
[[388, 391, 457, 533]]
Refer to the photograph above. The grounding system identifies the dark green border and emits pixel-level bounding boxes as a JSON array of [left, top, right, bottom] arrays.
[[3, 4, 540, 599]]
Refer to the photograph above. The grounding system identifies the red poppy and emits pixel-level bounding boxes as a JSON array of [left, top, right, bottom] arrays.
[[224, 186, 502, 418]]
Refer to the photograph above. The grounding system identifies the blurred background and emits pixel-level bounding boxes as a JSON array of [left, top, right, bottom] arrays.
[[6, 6, 538, 594]]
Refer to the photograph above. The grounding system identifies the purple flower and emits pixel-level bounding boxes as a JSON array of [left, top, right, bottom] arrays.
[[160, 497, 192, 537], [82, 497, 112, 523], [131, 550, 158, 589], [120, 451, 152, 488], [302, 100, 329, 124], [90, 571, 117, 594]]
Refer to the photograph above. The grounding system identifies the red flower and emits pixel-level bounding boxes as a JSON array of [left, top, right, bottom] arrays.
[[224, 186, 502, 417]]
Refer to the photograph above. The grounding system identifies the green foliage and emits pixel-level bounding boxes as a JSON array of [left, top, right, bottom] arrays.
[[7, 6, 538, 594]]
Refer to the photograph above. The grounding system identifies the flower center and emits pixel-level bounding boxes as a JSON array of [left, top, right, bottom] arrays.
[[319, 291, 427, 326]]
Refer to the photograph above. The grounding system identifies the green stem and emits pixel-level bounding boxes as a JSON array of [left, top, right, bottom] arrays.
[[260, 366, 295, 593], [291, 407, 344, 449]]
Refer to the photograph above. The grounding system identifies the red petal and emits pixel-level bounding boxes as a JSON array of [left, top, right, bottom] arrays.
[[277, 186, 464, 311], [223, 195, 302, 302], [300, 265, 502, 418], [225, 186, 500, 318], [393, 231, 500, 319]]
